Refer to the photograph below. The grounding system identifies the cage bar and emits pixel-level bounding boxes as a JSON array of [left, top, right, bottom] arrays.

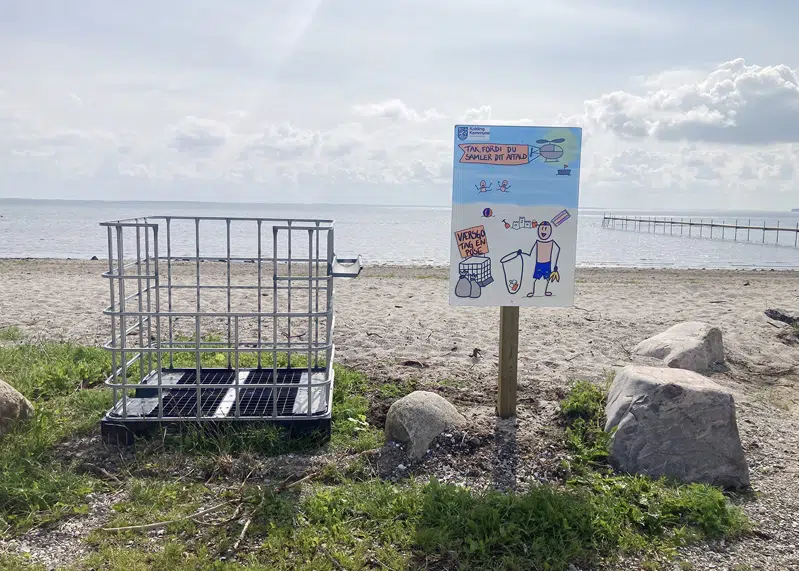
[[99, 216, 361, 444]]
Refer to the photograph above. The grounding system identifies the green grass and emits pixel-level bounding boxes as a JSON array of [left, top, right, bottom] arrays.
[[0, 341, 114, 534], [0, 338, 751, 569], [0, 325, 24, 342]]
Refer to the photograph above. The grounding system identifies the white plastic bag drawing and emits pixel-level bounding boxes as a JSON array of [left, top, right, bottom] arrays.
[[500, 250, 524, 294], [455, 274, 472, 298], [469, 279, 481, 298]]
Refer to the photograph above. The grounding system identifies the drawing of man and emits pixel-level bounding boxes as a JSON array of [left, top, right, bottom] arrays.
[[526, 221, 560, 297]]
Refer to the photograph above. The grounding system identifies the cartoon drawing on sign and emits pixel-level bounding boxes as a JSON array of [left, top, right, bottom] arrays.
[[450, 124, 582, 307], [453, 229, 493, 299], [551, 209, 570, 226], [530, 138, 566, 163], [525, 221, 561, 298], [475, 180, 492, 192], [500, 250, 524, 294]]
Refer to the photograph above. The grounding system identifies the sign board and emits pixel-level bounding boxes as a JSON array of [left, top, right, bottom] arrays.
[[449, 125, 582, 307]]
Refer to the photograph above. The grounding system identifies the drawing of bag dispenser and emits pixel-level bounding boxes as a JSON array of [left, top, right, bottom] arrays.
[[500, 250, 524, 294]]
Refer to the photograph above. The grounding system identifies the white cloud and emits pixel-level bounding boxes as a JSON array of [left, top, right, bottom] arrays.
[[581, 59, 799, 144], [170, 116, 230, 155], [461, 105, 492, 122], [352, 99, 444, 122]]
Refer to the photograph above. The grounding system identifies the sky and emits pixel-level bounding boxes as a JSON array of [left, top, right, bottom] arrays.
[[1, 0, 798, 210]]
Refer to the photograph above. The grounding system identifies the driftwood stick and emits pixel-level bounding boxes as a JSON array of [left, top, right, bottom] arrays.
[[102, 501, 231, 533]]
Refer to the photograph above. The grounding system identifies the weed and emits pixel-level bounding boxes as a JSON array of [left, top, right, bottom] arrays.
[[0, 325, 23, 342]]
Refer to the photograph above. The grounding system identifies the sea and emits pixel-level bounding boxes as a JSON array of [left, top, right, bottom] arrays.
[[1, 199, 798, 270]]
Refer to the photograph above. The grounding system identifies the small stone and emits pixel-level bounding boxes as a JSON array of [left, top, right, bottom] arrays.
[[397, 464, 406, 471]]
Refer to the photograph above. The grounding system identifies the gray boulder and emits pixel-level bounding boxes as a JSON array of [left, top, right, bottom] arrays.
[[634, 321, 724, 372], [385, 391, 466, 459], [0, 379, 34, 437], [605, 365, 749, 489]]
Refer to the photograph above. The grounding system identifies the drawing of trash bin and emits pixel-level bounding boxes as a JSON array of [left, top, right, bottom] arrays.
[[500, 250, 524, 294]]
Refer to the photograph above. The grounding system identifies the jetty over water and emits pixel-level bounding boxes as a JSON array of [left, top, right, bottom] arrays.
[[601, 214, 799, 248]]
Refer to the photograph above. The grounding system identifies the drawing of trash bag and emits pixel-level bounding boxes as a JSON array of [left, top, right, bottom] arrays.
[[455, 273, 472, 298], [469, 279, 481, 298], [500, 250, 524, 294]]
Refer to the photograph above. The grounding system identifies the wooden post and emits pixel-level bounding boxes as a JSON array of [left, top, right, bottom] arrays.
[[498, 306, 519, 418]]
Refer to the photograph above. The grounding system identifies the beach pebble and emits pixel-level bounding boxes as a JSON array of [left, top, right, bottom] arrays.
[[605, 365, 749, 489]]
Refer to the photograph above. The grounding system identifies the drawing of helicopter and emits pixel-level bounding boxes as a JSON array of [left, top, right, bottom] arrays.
[[530, 138, 566, 162]]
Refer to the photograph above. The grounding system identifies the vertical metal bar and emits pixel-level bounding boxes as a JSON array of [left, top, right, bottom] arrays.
[[700, 219, 703, 238], [776, 220, 780, 245], [722, 220, 725, 240], [734, 219, 738, 241], [680, 218, 683, 236], [226, 219, 232, 369], [144, 225, 153, 375], [195, 218, 202, 421], [116, 227, 127, 418], [763, 221, 766, 243], [135, 223, 145, 382], [710, 219, 713, 239], [747, 219, 751, 242], [795, 223, 798, 248], [287, 221, 293, 368], [257, 220, 263, 369], [326, 227, 335, 372], [315, 222, 320, 368], [307, 229, 313, 417], [272, 226, 279, 419], [153, 227, 163, 420], [107, 227, 118, 408], [235, 316, 240, 418], [670, 218, 673, 235], [167, 218, 174, 369]]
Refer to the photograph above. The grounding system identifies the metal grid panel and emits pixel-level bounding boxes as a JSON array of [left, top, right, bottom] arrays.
[[100, 216, 347, 425]]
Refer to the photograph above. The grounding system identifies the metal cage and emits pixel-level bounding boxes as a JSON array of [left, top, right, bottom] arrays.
[[99, 215, 361, 443]]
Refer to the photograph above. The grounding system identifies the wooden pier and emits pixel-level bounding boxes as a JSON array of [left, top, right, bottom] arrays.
[[601, 214, 799, 248]]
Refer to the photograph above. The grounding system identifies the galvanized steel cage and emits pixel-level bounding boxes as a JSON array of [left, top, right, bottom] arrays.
[[99, 215, 361, 442]]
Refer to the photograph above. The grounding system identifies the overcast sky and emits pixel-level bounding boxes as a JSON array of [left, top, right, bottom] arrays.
[[1, 0, 798, 209]]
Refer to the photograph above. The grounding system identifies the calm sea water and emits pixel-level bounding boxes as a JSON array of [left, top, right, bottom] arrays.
[[1, 199, 798, 269]]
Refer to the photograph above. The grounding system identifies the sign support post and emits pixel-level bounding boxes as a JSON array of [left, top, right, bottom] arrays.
[[498, 306, 519, 418]]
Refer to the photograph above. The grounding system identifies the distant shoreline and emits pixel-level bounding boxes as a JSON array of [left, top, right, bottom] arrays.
[[0, 257, 796, 273]]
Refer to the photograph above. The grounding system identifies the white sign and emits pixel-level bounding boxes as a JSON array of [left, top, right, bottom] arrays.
[[449, 125, 583, 307]]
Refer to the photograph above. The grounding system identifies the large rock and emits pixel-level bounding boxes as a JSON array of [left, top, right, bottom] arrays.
[[605, 366, 749, 489], [385, 391, 466, 459], [634, 321, 724, 372], [0, 379, 34, 437]]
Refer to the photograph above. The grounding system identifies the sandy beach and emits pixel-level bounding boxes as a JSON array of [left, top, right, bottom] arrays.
[[1, 259, 799, 569]]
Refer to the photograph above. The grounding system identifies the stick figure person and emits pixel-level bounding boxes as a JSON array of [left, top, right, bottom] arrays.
[[525, 221, 560, 297], [475, 180, 492, 192], [497, 180, 511, 192]]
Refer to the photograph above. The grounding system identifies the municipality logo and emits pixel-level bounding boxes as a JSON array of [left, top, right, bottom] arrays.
[[457, 126, 468, 141]]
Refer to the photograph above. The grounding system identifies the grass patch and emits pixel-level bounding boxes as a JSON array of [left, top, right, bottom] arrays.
[[0, 341, 110, 400], [0, 341, 113, 534], [0, 325, 24, 342]]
